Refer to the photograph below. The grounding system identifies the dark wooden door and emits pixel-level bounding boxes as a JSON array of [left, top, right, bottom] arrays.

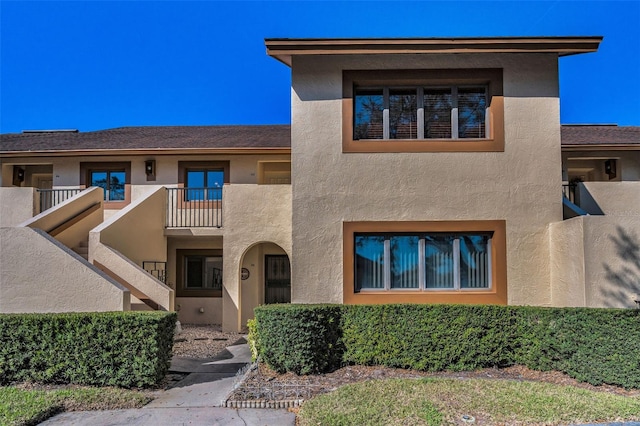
[[265, 255, 291, 304]]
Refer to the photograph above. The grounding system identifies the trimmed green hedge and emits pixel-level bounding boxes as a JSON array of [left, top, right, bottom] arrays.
[[0, 311, 176, 388], [342, 304, 518, 372], [253, 304, 343, 374], [253, 304, 640, 389]]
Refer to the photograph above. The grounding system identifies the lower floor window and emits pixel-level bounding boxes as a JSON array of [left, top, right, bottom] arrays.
[[176, 249, 222, 297], [355, 233, 491, 292], [185, 255, 222, 290]]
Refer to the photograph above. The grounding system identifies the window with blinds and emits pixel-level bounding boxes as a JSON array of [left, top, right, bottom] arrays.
[[355, 233, 491, 292], [354, 85, 488, 141]]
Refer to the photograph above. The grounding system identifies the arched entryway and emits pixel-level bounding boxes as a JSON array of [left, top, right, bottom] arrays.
[[239, 242, 291, 327]]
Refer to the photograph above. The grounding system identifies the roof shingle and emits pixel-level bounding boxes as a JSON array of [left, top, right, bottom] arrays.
[[2, 124, 638, 154], [561, 125, 640, 146], [0, 125, 291, 153]]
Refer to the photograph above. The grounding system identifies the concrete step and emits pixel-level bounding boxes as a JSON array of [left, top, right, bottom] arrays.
[[131, 303, 154, 311], [72, 245, 89, 260]]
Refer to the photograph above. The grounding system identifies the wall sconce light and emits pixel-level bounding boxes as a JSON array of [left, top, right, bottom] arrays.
[[145, 160, 156, 181], [604, 159, 617, 180], [13, 166, 25, 186]]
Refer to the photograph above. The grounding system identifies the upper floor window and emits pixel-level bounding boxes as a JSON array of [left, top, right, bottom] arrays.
[[355, 86, 487, 141], [343, 69, 504, 153], [186, 169, 224, 201], [91, 170, 126, 201], [178, 161, 230, 202], [80, 162, 131, 208]]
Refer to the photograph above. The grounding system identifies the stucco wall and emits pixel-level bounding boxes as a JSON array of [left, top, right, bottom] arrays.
[[93, 186, 167, 266], [222, 184, 292, 331], [550, 215, 640, 308], [90, 186, 173, 311], [21, 187, 103, 250], [290, 53, 562, 306], [580, 182, 640, 216], [0, 187, 36, 226], [549, 218, 586, 306], [0, 227, 129, 313]]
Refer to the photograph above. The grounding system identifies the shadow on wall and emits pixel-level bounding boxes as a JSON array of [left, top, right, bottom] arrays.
[[601, 226, 640, 308]]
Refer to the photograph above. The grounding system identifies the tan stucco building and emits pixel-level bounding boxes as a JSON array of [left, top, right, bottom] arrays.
[[1, 37, 639, 331]]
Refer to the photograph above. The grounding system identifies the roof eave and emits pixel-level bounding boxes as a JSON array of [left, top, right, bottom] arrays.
[[0, 147, 292, 158], [265, 36, 603, 67], [561, 144, 640, 152]]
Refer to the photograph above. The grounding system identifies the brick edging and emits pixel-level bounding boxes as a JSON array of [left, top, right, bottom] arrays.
[[224, 399, 304, 409]]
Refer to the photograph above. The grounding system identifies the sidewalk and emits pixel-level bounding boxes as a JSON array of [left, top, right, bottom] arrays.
[[39, 339, 296, 426]]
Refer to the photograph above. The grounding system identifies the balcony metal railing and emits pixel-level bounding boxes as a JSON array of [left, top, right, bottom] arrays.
[[562, 183, 577, 204], [142, 261, 167, 284], [37, 188, 82, 213], [166, 187, 222, 228]]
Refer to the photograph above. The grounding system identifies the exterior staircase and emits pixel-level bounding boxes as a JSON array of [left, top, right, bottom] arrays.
[[72, 240, 89, 260]]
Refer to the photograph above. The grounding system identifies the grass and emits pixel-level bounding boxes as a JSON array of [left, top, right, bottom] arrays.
[[298, 378, 640, 426], [0, 386, 152, 426]]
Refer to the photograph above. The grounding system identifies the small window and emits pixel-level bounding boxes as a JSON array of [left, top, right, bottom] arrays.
[[258, 161, 291, 184], [80, 162, 131, 208], [178, 161, 230, 201], [176, 249, 223, 297], [185, 169, 224, 201], [90, 170, 126, 201], [185, 255, 222, 289]]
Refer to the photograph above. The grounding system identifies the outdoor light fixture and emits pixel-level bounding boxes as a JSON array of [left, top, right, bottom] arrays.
[[13, 166, 25, 186], [605, 159, 617, 180], [145, 160, 156, 181]]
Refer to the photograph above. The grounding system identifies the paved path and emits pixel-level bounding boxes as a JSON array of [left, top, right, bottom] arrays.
[[40, 339, 296, 426]]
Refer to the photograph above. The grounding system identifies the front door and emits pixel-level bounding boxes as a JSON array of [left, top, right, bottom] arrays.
[[265, 255, 291, 304]]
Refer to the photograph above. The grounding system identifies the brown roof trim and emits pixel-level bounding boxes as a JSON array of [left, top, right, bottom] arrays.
[[561, 144, 639, 152], [265, 36, 603, 66], [0, 147, 291, 158]]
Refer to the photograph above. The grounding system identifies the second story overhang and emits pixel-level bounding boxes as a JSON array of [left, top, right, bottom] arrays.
[[265, 36, 603, 66]]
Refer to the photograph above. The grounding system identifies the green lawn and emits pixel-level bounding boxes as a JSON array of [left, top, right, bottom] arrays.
[[0, 386, 151, 426], [298, 378, 640, 426]]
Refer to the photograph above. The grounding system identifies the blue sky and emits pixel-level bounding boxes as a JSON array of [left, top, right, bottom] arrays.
[[1, 1, 639, 133]]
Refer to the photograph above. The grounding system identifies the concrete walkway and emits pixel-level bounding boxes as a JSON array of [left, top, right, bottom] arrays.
[[39, 339, 296, 426]]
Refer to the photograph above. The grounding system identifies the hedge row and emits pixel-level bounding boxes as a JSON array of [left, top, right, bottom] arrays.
[[253, 304, 640, 389], [0, 311, 176, 388], [253, 304, 343, 375]]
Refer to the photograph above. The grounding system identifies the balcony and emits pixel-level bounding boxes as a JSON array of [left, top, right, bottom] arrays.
[[164, 184, 292, 232], [166, 187, 222, 228], [37, 188, 83, 213]]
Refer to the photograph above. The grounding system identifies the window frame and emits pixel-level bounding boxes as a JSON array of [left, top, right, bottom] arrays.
[[354, 232, 493, 292], [344, 221, 507, 305], [80, 162, 131, 208], [343, 69, 504, 153], [177, 161, 230, 207], [176, 249, 223, 297]]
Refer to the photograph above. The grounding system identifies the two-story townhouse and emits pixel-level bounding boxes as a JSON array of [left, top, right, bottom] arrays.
[[0, 126, 292, 331], [265, 36, 638, 309], [1, 37, 639, 332]]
